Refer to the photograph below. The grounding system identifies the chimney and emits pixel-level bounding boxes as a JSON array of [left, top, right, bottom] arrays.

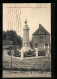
[[39, 24, 42, 28]]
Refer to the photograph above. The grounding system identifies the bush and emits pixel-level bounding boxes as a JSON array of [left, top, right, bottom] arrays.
[[24, 50, 35, 57], [6, 46, 13, 50], [38, 51, 46, 56], [8, 50, 21, 57], [8, 51, 11, 56], [14, 50, 21, 57]]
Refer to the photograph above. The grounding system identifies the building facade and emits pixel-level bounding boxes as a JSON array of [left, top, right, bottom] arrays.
[[32, 24, 51, 50]]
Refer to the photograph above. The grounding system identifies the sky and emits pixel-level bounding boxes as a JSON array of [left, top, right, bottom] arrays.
[[3, 3, 51, 40]]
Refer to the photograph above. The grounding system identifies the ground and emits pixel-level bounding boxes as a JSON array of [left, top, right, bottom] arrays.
[[3, 70, 51, 78], [2, 54, 51, 78]]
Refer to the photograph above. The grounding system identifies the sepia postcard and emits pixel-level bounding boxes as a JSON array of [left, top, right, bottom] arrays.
[[2, 3, 51, 78]]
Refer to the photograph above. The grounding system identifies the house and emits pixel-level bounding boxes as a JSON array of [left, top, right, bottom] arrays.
[[32, 24, 51, 50]]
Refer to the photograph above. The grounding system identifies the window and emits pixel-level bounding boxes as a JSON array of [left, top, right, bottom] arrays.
[[45, 44, 48, 49], [43, 32, 44, 34], [45, 44, 48, 46], [38, 32, 40, 34], [40, 36, 43, 42], [35, 44, 38, 48]]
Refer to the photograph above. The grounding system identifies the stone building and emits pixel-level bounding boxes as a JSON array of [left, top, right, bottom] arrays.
[[32, 24, 51, 50]]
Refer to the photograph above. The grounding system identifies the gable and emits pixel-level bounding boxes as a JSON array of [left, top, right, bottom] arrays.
[[33, 24, 50, 35]]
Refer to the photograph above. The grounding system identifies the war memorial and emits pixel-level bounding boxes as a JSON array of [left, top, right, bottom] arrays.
[[3, 3, 51, 78]]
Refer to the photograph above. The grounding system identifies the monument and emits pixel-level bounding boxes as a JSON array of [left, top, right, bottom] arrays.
[[21, 20, 31, 59], [21, 20, 31, 52]]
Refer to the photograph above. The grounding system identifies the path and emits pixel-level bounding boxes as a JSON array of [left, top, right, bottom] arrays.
[[3, 70, 51, 78]]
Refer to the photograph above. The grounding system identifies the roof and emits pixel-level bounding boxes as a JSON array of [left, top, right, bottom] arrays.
[[33, 24, 50, 35], [23, 25, 29, 30]]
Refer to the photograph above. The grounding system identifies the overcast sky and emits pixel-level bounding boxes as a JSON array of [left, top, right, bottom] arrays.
[[3, 3, 51, 40]]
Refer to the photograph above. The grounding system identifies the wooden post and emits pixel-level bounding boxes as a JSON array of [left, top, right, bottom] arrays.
[[47, 45, 50, 62], [11, 50, 13, 68], [11, 52, 12, 68], [21, 50, 24, 60], [44, 45, 45, 49], [48, 45, 50, 57], [44, 45, 47, 56], [35, 48, 38, 57]]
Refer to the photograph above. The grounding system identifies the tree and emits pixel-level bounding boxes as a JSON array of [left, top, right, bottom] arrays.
[[2, 31, 7, 40], [3, 30, 22, 48]]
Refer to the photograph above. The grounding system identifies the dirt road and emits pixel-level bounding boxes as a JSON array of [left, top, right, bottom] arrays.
[[3, 70, 51, 78]]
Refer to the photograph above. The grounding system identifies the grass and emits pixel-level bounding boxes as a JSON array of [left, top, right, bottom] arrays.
[[3, 54, 51, 72]]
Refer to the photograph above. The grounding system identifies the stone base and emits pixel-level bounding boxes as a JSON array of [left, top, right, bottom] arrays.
[[21, 46, 32, 52]]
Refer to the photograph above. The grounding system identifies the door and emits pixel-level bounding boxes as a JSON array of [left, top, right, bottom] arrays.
[[35, 44, 38, 48]]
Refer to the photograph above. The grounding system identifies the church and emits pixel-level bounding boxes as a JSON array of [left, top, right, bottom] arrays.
[[32, 24, 51, 50]]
